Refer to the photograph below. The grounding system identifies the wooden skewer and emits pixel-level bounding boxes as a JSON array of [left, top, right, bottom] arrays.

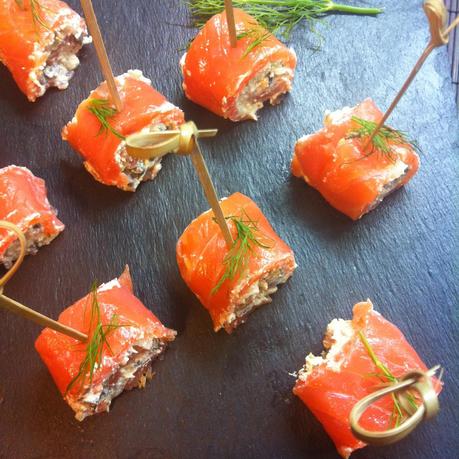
[[0, 294, 88, 342], [363, 0, 458, 151], [0, 221, 88, 342], [444, 15, 459, 36], [224, 0, 238, 47], [80, 0, 122, 111], [190, 139, 234, 247], [125, 122, 234, 248]]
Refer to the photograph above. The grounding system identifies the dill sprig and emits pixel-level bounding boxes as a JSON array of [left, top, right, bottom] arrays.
[[15, 0, 53, 34], [87, 99, 126, 140], [65, 284, 125, 395], [359, 331, 418, 428], [188, 0, 383, 41], [236, 27, 272, 57], [211, 213, 271, 294], [348, 116, 420, 161]]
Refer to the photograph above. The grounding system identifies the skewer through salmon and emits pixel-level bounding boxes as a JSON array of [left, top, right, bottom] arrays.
[[62, 70, 185, 191], [291, 99, 420, 219], [181, 8, 297, 121], [0, 165, 64, 268], [0, 0, 91, 101], [35, 266, 176, 421], [293, 300, 442, 458], [176, 192, 296, 332]]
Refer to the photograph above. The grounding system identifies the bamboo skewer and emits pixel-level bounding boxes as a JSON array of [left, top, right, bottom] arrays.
[[349, 365, 441, 445], [0, 221, 88, 342], [364, 0, 459, 151], [125, 122, 234, 248], [0, 294, 88, 342], [190, 140, 234, 247], [80, 0, 122, 111], [224, 0, 238, 47]]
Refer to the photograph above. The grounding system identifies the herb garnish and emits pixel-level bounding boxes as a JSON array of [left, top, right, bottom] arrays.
[[65, 284, 125, 395], [236, 27, 272, 57], [212, 213, 271, 294], [348, 116, 420, 161], [15, 0, 53, 34], [87, 98, 126, 140], [189, 0, 383, 42], [358, 331, 418, 428]]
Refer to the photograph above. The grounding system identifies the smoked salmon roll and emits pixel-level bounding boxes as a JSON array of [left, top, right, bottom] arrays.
[[0, 165, 64, 268], [291, 99, 420, 220], [293, 300, 442, 458], [176, 192, 296, 333], [62, 69, 185, 191], [0, 0, 91, 102], [181, 8, 297, 121], [35, 266, 176, 421]]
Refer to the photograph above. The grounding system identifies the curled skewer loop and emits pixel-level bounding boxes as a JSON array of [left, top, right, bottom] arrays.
[[362, 0, 457, 152], [0, 222, 88, 342], [0, 221, 27, 293], [125, 122, 218, 160], [349, 366, 441, 446], [126, 121, 232, 246], [424, 0, 448, 46]]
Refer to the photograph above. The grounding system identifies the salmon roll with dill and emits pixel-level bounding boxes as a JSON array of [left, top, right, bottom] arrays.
[[0, 165, 64, 268], [293, 300, 442, 458], [35, 266, 176, 421], [291, 99, 420, 220], [176, 192, 296, 333], [181, 8, 297, 121], [0, 0, 91, 102], [62, 69, 185, 191]]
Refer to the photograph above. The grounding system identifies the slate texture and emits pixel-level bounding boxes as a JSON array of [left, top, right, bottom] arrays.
[[0, 1, 457, 458]]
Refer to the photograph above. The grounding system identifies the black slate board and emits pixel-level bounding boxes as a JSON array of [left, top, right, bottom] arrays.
[[0, 1, 458, 458]]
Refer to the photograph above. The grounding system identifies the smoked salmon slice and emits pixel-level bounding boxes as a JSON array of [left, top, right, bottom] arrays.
[[0, 0, 90, 101], [62, 69, 185, 191], [0, 165, 64, 268], [293, 300, 441, 458], [35, 266, 176, 421], [291, 99, 420, 220], [181, 8, 297, 121], [176, 192, 296, 332]]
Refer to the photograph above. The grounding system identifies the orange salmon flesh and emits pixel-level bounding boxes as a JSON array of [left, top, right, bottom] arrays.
[[0, 165, 64, 266], [35, 266, 176, 421], [62, 70, 185, 191], [293, 300, 442, 458], [291, 99, 420, 220], [176, 192, 296, 332], [181, 9, 296, 121], [0, 0, 89, 101]]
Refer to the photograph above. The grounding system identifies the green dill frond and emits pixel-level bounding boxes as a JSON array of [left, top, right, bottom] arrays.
[[16, 0, 53, 35], [358, 331, 419, 428], [30, 0, 53, 33], [87, 99, 126, 140], [348, 116, 420, 161], [211, 212, 271, 295], [65, 284, 126, 395], [188, 0, 383, 41], [237, 27, 272, 57]]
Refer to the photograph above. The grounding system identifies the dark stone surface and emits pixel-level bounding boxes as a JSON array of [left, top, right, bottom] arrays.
[[0, 1, 457, 458]]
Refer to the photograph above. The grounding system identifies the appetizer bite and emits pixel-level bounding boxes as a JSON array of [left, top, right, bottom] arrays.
[[0, 0, 91, 102], [0, 165, 64, 269], [176, 192, 296, 332], [293, 300, 441, 458], [62, 69, 185, 191], [181, 8, 297, 121], [35, 266, 176, 421], [291, 99, 420, 220]]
